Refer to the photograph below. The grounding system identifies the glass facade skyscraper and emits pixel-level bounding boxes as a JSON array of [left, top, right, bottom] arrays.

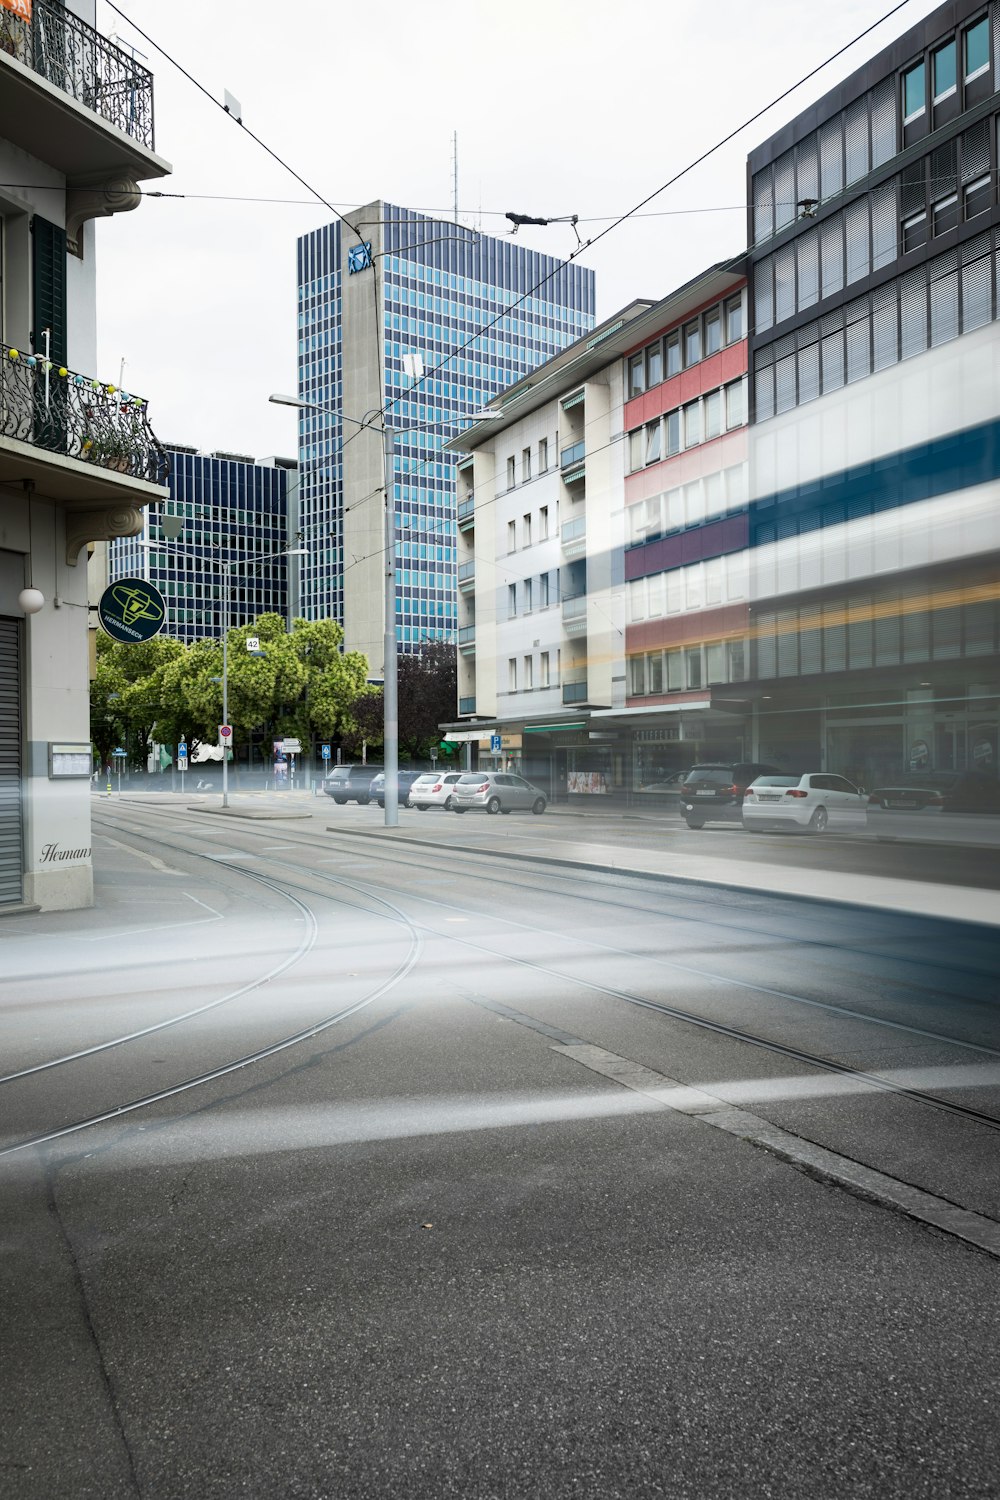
[[295, 201, 595, 669]]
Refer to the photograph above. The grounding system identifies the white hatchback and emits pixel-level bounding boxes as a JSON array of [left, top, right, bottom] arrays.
[[408, 770, 465, 811], [742, 774, 868, 834]]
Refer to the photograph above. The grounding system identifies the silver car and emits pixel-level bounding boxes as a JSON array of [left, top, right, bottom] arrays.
[[451, 771, 547, 816]]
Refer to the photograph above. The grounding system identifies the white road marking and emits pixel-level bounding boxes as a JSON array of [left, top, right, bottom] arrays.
[[82, 915, 222, 943], [184, 893, 223, 917], [552, 1042, 1000, 1259], [98, 835, 175, 874]]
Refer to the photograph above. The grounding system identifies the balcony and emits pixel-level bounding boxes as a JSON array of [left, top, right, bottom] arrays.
[[0, 1, 169, 184], [561, 594, 587, 637], [458, 624, 476, 653], [1, 341, 169, 504], [458, 558, 475, 591], [560, 513, 586, 559], [457, 496, 475, 531], [562, 680, 588, 705], [459, 696, 477, 715]]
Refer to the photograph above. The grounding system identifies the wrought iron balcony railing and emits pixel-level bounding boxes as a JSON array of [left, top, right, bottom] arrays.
[[2, 343, 169, 485], [0, 0, 155, 151]]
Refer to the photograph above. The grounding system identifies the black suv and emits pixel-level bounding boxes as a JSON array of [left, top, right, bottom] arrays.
[[323, 764, 383, 805], [680, 762, 783, 828]]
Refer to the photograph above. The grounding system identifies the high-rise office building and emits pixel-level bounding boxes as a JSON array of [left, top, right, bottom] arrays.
[[294, 202, 595, 670], [109, 448, 298, 643]]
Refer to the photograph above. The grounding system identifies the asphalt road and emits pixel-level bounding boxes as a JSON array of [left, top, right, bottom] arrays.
[[2, 798, 999, 1498]]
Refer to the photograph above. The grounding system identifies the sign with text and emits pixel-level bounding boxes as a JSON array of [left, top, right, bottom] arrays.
[[97, 578, 166, 644]]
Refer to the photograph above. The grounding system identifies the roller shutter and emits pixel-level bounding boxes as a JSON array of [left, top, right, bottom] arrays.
[[0, 618, 23, 906]]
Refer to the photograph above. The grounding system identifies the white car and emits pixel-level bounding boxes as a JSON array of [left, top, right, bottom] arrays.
[[742, 774, 868, 834], [408, 770, 465, 811]]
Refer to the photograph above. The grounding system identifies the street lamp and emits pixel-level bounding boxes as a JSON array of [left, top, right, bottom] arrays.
[[269, 393, 503, 829], [140, 538, 306, 809]]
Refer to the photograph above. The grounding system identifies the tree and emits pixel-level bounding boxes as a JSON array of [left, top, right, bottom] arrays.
[[90, 634, 184, 769], [343, 641, 457, 761]]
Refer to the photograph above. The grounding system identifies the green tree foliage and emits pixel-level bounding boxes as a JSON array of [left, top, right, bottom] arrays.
[[90, 615, 370, 766], [343, 641, 457, 760]]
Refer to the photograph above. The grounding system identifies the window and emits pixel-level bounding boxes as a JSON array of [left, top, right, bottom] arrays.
[[522, 448, 531, 482], [647, 341, 663, 386], [524, 578, 533, 612], [540, 651, 550, 688], [665, 331, 681, 377], [965, 17, 989, 80], [686, 647, 703, 690], [706, 642, 725, 684], [508, 657, 517, 691], [665, 409, 681, 456], [933, 39, 956, 100], [725, 379, 745, 429], [932, 193, 959, 236], [538, 438, 548, 472], [508, 583, 517, 616], [684, 320, 701, 366], [523, 512, 532, 546], [964, 175, 991, 219], [902, 210, 927, 253], [628, 354, 645, 399], [629, 656, 646, 695], [704, 388, 722, 440], [647, 652, 664, 694], [684, 401, 701, 448], [507, 520, 516, 551], [540, 573, 550, 607], [523, 655, 533, 689], [506, 456, 516, 489], [539, 504, 549, 540], [666, 649, 683, 691], [629, 429, 644, 471], [645, 420, 662, 465], [902, 61, 925, 122], [704, 308, 721, 356], [726, 296, 743, 343]]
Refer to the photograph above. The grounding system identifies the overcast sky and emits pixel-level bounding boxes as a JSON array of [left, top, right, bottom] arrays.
[[94, 0, 943, 460]]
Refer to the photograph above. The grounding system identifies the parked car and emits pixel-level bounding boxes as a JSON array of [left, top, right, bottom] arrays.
[[451, 771, 547, 816], [323, 764, 383, 805], [742, 773, 868, 834], [409, 771, 465, 811], [866, 773, 958, 811], [679, 762, 783, 828], [941, 771, 1000, 814], [638, 770, 689, 801], [368, 769, 426, 809]]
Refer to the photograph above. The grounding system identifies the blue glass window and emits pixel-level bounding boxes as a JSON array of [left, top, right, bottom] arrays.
[[902, 61, 925, 121], [933, 40, 956, 99], [965, 17, 989, 79]]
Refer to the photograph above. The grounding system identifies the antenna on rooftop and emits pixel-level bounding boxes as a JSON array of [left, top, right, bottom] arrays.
[[452, 130, 458, 224]]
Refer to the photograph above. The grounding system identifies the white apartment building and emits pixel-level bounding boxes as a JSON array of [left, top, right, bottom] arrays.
[[0, 0, 171, 910]]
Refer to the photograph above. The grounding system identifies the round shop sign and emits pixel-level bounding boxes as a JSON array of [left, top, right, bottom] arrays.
[[98, 577, 166, 644]]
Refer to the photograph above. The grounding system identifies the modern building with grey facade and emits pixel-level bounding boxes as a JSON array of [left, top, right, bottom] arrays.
[[109, 448, 299, 642], [293, 202, 595, 673]]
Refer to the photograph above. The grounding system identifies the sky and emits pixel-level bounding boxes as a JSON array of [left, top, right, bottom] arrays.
[[94, 0, 944, 461]]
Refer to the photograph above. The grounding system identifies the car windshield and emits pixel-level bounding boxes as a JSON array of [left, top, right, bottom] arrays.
[[753, 776, 801, 787], [685, 767, 732, 785]]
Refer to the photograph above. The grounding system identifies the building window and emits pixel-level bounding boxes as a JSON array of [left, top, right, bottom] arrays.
[[540, 651, 550, 688], [902, 61, 925, 123], [665, 409, 681, 456], [507, 520, 516, 551], [666, 649, 684, 691], [540, 572, 550, 607], [665, 331, 681, 377], [726, 296, 743, 344], [629, 656, 646, 695], [629, 429, 644, 472], [523, 513, 532, 546], [508, 583, 517, 616], [645, 420, 662, 465], [628, 354, 645, 399], [522, 447, 531, 482], [965, 16, 989, 81], [523, 655, 533, 689], [647, 341, 663, 386], [508, 658, 517, 691], [506, 456, 516, 489], [902, 209, 927, 252], [647, 651, 664, 694], [539, 438, 548, 472], [539, 504, 549, 540], [684, 401, 701, 448], [932, 193, 959, 236], [704, 388, 722, 440], [524, 578, 533, 612], [704, 307, 722, 356], [964, 174, 991, 219], [684, 320, 701, 366], [933, 39, 956, 101], [725, 377, 745, 430]]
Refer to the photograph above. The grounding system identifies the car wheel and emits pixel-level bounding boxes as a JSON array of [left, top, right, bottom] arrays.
[[444, 796, 453, 811], [376, 799, 384, 808], [357, 795, 370, 806], [487, 796, 502, 815], [809, 806, 829, 833], [685, 816, 705, 830], [416, 804, 427, 812], [532, 798, 546, 815], [333, 795, 347, 805], [453, 807, 466, 815]]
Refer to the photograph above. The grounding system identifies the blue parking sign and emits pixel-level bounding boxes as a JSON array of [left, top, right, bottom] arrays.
[[490, 734, 502, 752], [321, 744, 331, 760]]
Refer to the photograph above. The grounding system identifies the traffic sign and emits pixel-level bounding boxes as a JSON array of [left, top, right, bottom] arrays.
[[246, 637, 260, 653], [321, 744, 331, 760], [280, 738, 302, 755], [177, 756, 189, 771], [219, 725, 233, 741], [490, 734, 502, 752], [112, 747, 126, 757], [178, 741, 188, 756]]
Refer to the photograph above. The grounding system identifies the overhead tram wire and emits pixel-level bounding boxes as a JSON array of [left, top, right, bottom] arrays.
[[107, 0, 915, 442]]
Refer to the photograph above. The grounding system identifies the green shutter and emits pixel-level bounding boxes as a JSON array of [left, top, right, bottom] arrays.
[[31, 215, 67, 365]]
